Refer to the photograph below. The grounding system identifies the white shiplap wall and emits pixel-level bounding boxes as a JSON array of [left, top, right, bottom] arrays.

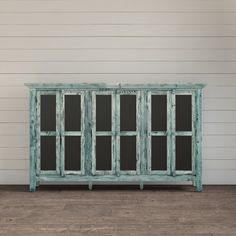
[[0, 0, 236, 184]]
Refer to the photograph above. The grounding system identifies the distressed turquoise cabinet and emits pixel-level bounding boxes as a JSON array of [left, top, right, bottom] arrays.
[[25, 83, 205, 192]]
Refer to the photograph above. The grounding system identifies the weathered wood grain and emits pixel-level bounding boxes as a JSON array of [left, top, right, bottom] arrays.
[[0, 185, 235, 236]]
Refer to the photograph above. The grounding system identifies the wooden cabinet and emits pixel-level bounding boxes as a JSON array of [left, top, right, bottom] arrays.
[[25, 83, 205, 192]]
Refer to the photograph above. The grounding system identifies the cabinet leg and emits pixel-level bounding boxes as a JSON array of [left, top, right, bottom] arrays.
[[29, 181, 36, 192], [29, 176, 37, 192], [195, 178, 202, 192], [88, 181, 93, 190], [139, 182, 144, 190]]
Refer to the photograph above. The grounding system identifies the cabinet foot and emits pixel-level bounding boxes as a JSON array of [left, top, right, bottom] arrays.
[[29, 186, 36, 192], [195, 178, 203, 192], [139, 182, 144, 190], [88, 181, 93, 190]]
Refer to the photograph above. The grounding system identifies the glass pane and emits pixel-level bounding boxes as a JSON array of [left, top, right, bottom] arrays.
[[176, 95, 192, 131], [151, 136, 167, 170], [65, 136, 81, 171], [96, 95, 112, 131], [96, 136, 112, 170], [120, 95, 136, 131], [40, 136, 56, 170], [120, 136, 136, 170], [176, 136, 192, 170], [40, 95, 56, 131], [65, 95, 81, 131], [151, 95, 167, 131]]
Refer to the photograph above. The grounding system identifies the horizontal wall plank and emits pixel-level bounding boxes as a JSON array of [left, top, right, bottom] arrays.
[[203, 111, 236, 123], [0, 98, 28, 110], [203, 135, 236, 148], [203, 160, 236, 170], [1, 74, 236, 86], [0, 170, 28, 184], [1, 49, 236, 61], [0, 123, 28, 135], [0, 87, 28, 98], [1, 37, 236, 49], [0, 111, 28, 122], [203, 147, 236, 160], [1, 0, 236, 12], [203, 123, 236, 135], [204, 87, 236, 98], [0, 61, 236, 73], [0, 147, 28, 160], [1, 25, 236, 37], [0, 136, 28, 148], [204, 98, 236, 110], [202, 170, 236, 184], [0, 159, 28, 170], [0, 12, 236, 25]]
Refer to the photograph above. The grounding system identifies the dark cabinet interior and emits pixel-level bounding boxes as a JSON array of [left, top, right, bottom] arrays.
[[96, 136, 112, 170], [40, 136, 56, 170], [151, 95, 167, 131], [65, 95, 81, 131], [40, 95, 56, 131], [120, 95, 136, 131], [120, 136, 136, 171], [65, 136, 81, 171], [96, 95, 112, 131]]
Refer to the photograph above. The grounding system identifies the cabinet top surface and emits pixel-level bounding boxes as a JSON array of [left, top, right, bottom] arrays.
[[25, 83, 206, 90]]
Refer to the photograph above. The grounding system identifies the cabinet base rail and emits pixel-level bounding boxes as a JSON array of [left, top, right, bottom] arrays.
[[30, 174, 202, 192]]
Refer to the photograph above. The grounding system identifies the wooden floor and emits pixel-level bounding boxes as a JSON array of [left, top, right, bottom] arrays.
[[0, 185, 235, 236]]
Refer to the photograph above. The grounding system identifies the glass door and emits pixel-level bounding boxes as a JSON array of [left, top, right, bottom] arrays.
[[147, 91, 170, 175], [117, 90, 141, 176], [61, 91, 85, 176], [91, 91, 115, 175], [37, 91, 60, 175], [174, 91, 194, 175]]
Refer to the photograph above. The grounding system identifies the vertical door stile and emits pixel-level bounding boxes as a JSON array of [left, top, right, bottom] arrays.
[[91, 91, 96, 176], [115, 89, 120, 177], [84, 90, 91, 176], [146, 91, 151, 175], [140, 90, 146, 175], [171, 90, 176, 176], [111, 92, 116, 175], [56, 91, 61, 175], [191, 91, 196, 176], [36, 91, 41, 177], [195, 89, 203, 191], [136, 91, 141, 175], [167, 91, 171, 176], [60, 91, 65, 177], [29, 89, 37, 191], [81, 92, 85, 175]]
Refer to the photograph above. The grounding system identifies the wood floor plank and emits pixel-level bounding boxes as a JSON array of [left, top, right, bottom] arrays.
[[0, 185, 235, 236]]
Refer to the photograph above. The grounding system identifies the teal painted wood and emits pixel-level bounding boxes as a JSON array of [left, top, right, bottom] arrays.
[[115, 90, 120, 177], [195, 89, 203, 192], [170, 90, 176, 177], [26, 83, 205, 191], [25, 83, 205, 90], [29, 89, 37, 192], [56, 92, 61, 175]]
